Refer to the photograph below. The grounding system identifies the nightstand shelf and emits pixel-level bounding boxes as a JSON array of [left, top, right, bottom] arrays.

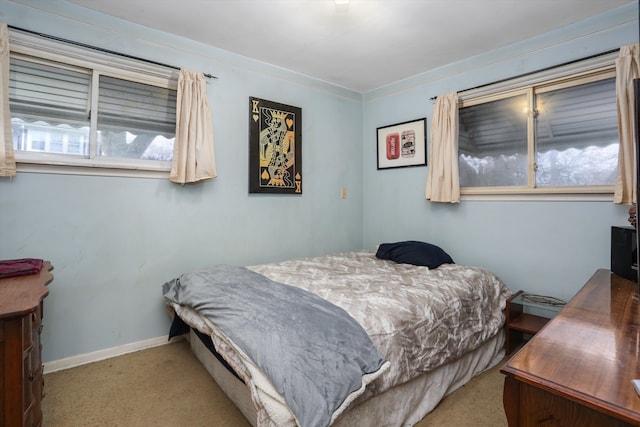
[[505, 290, 565, 355]]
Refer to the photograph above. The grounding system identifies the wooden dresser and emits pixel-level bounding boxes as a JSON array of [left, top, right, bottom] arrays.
[[0, 262, 53, 427], [501, 269, 640, 427]]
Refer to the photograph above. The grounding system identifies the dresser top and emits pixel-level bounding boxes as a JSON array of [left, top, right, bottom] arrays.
[[501, 269, 640, 423], [0, 261, 53, 319]]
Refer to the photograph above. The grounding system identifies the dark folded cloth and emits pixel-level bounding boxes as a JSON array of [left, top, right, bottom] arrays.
[[0, 258, 44, 279]]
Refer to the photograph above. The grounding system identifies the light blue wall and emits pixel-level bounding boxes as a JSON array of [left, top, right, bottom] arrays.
[[0, 1, 638, 364], [363, 4, 639, 302], [0, 1, 364, 362]]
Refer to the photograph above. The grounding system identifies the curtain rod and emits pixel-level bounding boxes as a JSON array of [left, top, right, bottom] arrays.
[[429, 48, 619, 101], [8, 25, 218, 80]]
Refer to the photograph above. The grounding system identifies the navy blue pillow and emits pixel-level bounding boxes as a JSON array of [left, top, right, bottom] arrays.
[[375, 241, 454, 268]]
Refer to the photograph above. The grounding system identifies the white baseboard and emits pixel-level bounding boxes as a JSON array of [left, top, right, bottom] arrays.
[[43, 335, 183, 374]]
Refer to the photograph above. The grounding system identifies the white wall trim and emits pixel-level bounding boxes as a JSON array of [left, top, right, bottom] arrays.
[[17, 162, 170, 179], [43, 335, 183, 374], [461, 193, 614, 202]]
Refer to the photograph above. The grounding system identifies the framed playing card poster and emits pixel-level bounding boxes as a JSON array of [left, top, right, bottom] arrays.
[[249, 97, 302, 194], [376, 118, 427, 170]]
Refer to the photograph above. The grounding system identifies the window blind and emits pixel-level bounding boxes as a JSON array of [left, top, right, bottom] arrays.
[[9, 57, 90, 125], [98, 75, 176, 136]]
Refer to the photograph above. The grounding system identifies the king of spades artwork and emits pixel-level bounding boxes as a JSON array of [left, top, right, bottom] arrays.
[[249, 97, 302, 194]]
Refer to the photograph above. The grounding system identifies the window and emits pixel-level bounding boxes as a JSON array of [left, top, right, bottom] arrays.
[[458, 53, 618, 195], [459, 92, 529, 188], [534, 77, 618, 188], [96, 75, 176, 161], [8, 29, 178, 175], [10, 58, 92, 157]]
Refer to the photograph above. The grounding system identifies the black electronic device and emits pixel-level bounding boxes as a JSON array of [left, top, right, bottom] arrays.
[[634, 78, 640, 285], [611, 226, 638, 282]]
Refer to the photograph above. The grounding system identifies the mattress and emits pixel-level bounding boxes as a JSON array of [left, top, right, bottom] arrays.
[[187, 327, 505, 427]]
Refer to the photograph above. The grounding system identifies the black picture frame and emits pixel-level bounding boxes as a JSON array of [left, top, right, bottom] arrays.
[[376, 118, 427, 170], [249, 97, 302, 194]]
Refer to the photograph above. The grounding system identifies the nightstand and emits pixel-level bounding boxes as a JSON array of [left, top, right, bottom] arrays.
[[504, 290, 565, 355]]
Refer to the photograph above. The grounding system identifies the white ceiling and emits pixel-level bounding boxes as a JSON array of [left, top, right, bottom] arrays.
[[67, 0, 634, 93]]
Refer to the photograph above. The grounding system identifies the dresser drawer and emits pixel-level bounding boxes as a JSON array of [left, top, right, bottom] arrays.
[[32, 304, 42, 329], [31, 333, 42, 377], [27, 363, 44, 427], [22, 306, 42, 354], [23, 351, 33, 413], [22, 313, 32, 353]]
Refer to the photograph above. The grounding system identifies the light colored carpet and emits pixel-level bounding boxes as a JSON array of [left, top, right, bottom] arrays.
[[42, 339, 507, 426]]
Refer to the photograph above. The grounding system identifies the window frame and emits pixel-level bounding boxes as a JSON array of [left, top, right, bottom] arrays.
[[457, 52, 619, 197], [8, 29, 179, 178]]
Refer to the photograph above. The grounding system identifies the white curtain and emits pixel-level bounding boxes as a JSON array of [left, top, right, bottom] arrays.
[[425, 92, 460, 203], [614, 42, 640, 204], [0, 22, 15, 178], [170, 69, 217, 184]]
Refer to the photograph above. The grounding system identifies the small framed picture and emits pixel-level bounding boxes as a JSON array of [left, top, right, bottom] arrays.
[[376, 118, 427, 169]]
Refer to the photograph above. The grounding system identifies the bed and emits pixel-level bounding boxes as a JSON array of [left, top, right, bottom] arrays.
[[163, 242, 511, 427]]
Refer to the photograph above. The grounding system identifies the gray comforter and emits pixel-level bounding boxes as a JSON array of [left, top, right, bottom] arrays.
[[162, 265, 388, 427], [249, 251, 511, 398]]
